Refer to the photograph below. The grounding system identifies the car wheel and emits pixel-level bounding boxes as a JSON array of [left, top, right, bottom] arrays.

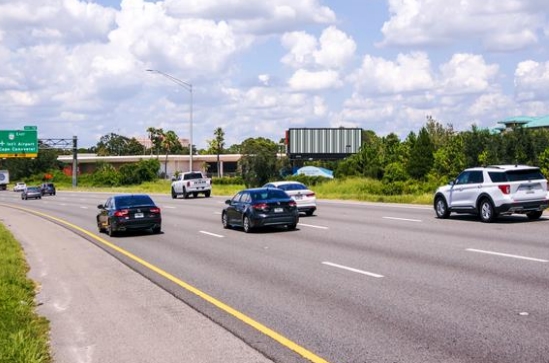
[[243, 216, 252, 233], [287, 223, 297, 230], [435, 196, 450, 219], [479, 199, 496, 223], [152, 226, 161, 234], [108, 223, 116, 237], [221, 212, 230, 229], [183, 188, 189, 199], [205, 191, 211, 198], [97, 218, 105, 233], [171, 187, 177, 199], [526, 211, 543, 220], [193, 192, 198, 198], [305, 210, 314, 216]]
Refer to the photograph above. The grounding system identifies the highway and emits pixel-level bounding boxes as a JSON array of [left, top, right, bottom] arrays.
[[1, 190, 548, 363]]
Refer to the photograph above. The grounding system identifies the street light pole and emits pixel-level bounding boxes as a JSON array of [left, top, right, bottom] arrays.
[[146, 69, 193, 172]]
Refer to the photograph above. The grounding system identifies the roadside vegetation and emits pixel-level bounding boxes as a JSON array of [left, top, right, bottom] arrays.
[[0, 224, 51, 363]]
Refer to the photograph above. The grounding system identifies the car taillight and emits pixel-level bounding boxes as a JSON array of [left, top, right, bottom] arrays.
[[288, 200, 297, 207], [253, 203, 269, 211], [150, 207, 161, 214], [305, 192, 315, 197], [114, 209, 129, 217], [498, 185, 511, 194], [186, 181, 191, 187]]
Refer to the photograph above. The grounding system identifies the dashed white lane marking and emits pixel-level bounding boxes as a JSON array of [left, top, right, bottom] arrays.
[[298, 223, 328, 229], [383, 216, 422, 222], [163, 206, 176, 209], [80, 206, 88, 209], [466, 248, 548, 263], [200, 231, 224, 238], [322, 261, 384, 278]]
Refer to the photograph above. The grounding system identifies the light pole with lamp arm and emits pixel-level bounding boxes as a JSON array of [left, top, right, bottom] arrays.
[[146, 69, 193, 172]]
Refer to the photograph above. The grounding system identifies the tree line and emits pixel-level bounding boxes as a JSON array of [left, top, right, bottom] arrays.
[[2, 117, 549, 191]]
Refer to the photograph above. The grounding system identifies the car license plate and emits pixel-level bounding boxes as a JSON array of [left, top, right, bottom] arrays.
[[294, 195, 302, 200], [274, 208, 283, 213], [134, 213, 144, 218]]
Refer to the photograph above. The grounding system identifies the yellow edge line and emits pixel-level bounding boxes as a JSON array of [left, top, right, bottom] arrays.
[[3, 204, 330, 363]]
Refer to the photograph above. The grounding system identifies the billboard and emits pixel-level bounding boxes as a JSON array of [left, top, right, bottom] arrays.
[[286, 128, 362, 160]]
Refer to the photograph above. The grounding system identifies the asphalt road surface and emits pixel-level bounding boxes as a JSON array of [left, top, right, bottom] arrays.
[[1, 190, 548, 363]]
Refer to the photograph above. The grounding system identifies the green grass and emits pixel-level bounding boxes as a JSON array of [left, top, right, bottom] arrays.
[[42, 177, 434, 205], [0, 224, 51, 363]]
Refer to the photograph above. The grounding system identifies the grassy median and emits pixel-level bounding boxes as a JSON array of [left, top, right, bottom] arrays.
[[0, 223, 51, 363]]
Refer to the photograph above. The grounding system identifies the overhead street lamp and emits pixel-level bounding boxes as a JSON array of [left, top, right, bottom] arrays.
[[146, 69, 193, 172]]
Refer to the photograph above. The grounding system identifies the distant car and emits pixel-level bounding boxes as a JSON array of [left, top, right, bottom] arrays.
[[262, 181, 317, 216], [13, 182, 26, 192], [96, 194, 162, 237], [21, 186, 42, 200], [40, 182, 56, 196], [221, 187, 299, 233]]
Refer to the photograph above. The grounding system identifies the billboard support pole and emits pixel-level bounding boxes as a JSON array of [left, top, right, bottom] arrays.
[[72, 136, 78, 187]]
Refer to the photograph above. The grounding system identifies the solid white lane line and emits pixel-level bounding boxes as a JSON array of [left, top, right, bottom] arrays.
[[298, 223, 328, 229], [466, 248, 548, 263], [163, 206, 176, 209], [200, 231, 224, 238], [322, 261, 384, 278], [383, 216, 422, 222]]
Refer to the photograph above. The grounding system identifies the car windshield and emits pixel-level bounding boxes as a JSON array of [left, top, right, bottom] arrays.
[[277, 183, 306, 191], [27, 187, 39, 191], [115, 195, 155, 208]]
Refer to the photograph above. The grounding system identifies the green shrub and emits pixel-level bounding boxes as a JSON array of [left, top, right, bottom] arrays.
[[211, 176, 244, 185]]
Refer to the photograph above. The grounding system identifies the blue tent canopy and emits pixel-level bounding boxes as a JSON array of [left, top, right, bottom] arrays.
[[294, 166, 334, 178]]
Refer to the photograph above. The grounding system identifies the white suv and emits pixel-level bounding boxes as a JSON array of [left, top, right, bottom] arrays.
[[434, 165, 549, 222]]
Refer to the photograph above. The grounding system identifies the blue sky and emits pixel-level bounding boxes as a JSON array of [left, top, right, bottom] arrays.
[[1, 0, 549, 149]]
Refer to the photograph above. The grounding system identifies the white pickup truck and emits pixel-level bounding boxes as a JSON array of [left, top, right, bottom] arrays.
[[171, 171, 212, 199]]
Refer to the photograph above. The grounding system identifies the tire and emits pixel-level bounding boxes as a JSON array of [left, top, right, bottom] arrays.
[[243, 216, 252, 233], [305, 210, 314, 216], [287, 223, 297, 230], [221, 212, 230, 229], [526, 211, 543, 220], [193, 193, 198, 198], [435, 196, 450, 219], [108, 223, 116, 237], [97, 218, 105, 233], [479, 199, 496, 223], [171, 187, 177, 199], [152, 226, 161, 234], [205, 191, 211, 198], [183, 188, 189, 199]]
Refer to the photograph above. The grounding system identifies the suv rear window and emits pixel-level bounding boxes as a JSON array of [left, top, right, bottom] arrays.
[[183, 173, 204, 180], [489, 169, 545, 182]]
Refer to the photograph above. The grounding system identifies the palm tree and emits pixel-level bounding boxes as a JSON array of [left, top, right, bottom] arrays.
[[162, 130, 181, 178]]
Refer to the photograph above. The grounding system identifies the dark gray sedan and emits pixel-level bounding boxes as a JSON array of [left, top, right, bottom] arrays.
[[221, 187, 299, 233], [21, 186, 42, 200]]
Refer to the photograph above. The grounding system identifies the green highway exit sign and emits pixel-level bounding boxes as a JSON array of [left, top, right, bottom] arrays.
[[0, 129, 38, 158]]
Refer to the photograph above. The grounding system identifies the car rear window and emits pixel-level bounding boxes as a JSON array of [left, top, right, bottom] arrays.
[[252, 189, 289, 201], [489, 169, 545, 182], [278, 183, 306, 191], [116, 195, 155, 208]]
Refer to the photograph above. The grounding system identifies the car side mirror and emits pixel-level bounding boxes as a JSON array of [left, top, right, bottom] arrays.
[[225, 199, 231, 205], [448, 180, 455, 186], [97, 204, 104, 209]]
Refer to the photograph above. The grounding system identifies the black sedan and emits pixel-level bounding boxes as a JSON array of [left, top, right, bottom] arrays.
[[221, 187, 299, 233], [97, 194, 161, 237]]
